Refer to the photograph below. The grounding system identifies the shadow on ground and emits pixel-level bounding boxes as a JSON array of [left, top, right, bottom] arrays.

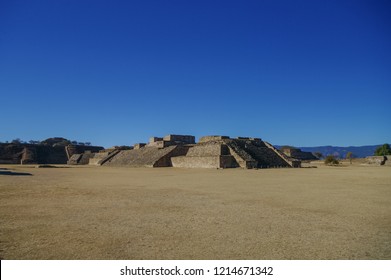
[[0, 168, 32, 176]]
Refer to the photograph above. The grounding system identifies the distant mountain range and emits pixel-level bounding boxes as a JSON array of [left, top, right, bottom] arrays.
[[275, 145, 382, 159]]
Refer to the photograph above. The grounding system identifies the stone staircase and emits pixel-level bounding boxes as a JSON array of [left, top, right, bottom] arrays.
[[67, 154, 82, 165], [225, 140, 257, 168], [264, 142, 301, 168], [245, 145, 290, 168], [89, 150, 121, 165]]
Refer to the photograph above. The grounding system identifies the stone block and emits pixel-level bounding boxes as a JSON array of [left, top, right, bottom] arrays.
[[134, 143, 146, 149], [365, 156, 389, 165], [149, 137, 163, 143], [186, 143, 229, 157], [147, 141, 172, 148], [163, 134, 195, 144], [199, 136, 229, 143], [171, 155, 237, 168]]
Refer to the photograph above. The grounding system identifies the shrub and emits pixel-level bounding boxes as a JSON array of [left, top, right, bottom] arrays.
[[324, 155, 339, 165]]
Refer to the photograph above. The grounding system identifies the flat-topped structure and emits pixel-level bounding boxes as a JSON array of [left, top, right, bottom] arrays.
[[280, 147, 318, 161], [199, 136, 229, 142], [0, 142, 104, 165], [172, 136, 300, 169], [147, 134, 195, 148], [103, 145, 190, 167], [163, 134, 195, 144], [65, 134, 301, 168], [102, 134, 194, 167]]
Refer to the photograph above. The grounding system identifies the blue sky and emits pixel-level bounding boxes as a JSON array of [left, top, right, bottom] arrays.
[[1, 0, 390, 147]]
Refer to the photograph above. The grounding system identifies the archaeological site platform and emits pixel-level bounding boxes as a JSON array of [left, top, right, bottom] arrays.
[[67, 134, 302, 169]]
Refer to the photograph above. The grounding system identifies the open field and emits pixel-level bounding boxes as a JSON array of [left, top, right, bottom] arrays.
[[0, 163, 390, 259]]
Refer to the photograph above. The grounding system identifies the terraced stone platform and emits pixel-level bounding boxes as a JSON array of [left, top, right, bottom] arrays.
[[172, 137, 300, 169], [103, 145, 190, 167], [171, 141, 238, 168], [64, 134, 301, 169]]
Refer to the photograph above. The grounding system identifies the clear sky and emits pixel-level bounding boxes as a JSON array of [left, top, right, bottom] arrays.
[[1, 0, 390, 148]]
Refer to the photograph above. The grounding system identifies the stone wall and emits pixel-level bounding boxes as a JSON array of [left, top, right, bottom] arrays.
[[186, 142, 229, 157], [219, 155, 239, 168], [0, 144, 26, 164], [149, 137, 163, 143], [365, 156, 390, 166], [37, 146, 69, 164], [134, 143, 146, 149], [0, 143, 103, 165], [147, 134, 195, 148], [163, 134, 195, 144], [10, 145, 69, 164], [171, 155, 237, 168], [199, 136, 229, 143], [147, 140, 171, 148], [65, 145, 104, 165], [281, 148, 317, 161], [21, 147, 37, 164], [65, 145, 104, 159]]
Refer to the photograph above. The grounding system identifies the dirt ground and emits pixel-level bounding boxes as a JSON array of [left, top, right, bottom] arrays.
[[0, 163, 390, 260]]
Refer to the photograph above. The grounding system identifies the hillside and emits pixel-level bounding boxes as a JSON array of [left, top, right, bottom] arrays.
[[276, 145, 381, 159]]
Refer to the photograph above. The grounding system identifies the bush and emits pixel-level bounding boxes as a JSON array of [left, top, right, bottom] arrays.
[[324, 155, 339, 165]]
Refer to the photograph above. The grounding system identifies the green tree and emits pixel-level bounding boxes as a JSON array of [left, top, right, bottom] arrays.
[[346, 152, 353, 164], [374, 144, 391, 156]]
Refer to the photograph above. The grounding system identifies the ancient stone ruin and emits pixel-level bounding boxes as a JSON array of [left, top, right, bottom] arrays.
[[102, 134, 194, 167], [0, 138, 104, 165], [67, 134, 301, 169], [0, 134, 305, 168], [279, 147, 318, 161], [171, 136, 301, 168], [365, 156, 390, 166]]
